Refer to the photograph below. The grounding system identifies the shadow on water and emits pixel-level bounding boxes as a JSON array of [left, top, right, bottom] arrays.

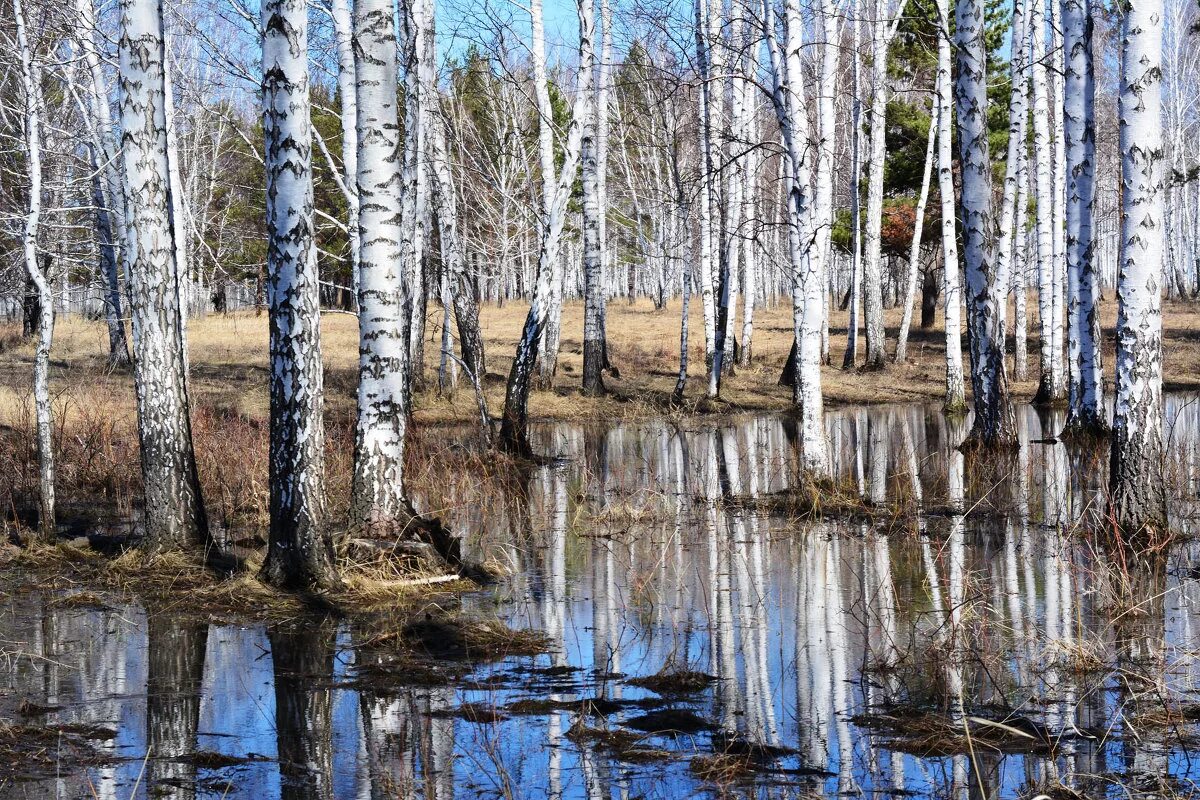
[[5, 396, 1200, 797]]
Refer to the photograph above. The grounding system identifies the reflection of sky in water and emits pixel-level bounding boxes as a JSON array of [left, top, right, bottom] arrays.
[[3, 398, 1200, 798]]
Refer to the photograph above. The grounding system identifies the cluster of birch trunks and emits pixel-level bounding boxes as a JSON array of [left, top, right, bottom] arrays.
[[2, 0, 1186, 585]]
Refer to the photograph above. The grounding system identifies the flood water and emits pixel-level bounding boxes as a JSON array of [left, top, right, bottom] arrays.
[[5, 398, 1200, 799]]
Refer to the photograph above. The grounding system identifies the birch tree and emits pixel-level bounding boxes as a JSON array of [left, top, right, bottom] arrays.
[[762, 0, 830, 476], [933, 21, 965, 412], [1030, 0, 1066, 404], [894, 97, 938, 364], [1109, 0, 1167, 533], [14, 0, 55, 541], [581, 0, 606, 396], [326, 0, 360, 298], [349, 0, 411, 532], [76, 0, 132, 366], [259, 0, 334, 588], [1063, 0, 1106, 434], [860, 0, 904, 368], [955, 0, 1017, 446], [499, 0, 592, 455], [993, 0, 1028, 352], [119, 0, 210, 553]]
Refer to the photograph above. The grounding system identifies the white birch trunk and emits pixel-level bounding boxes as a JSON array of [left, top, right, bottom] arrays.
[[955, 0, 1018, 445], [695, 0, 718, 369], [328, 0, 361, 299], [763, 0, 830, 475], [15, 0, 55, 541], [499, 0, 591, 454], [934, 24, 966, 412], [1110, 0, 1167, 532], [119, 0, 209, 552], [581, 0, 606, 396], [260, 0, 333, 587], [76, 0, 132, 365], [844, 3, 864, 368], [861, 0, 897, 367], [350, 0, 411, 532], [993, 0, 1029, 351], [1030, 0, 1066, 403], [1014, 135, 1031, 379], [1063, 0, 1106, 433], [894, 97, 938, 363]]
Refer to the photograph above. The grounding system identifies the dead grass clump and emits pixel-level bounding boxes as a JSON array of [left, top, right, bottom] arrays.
[[1130, 702, 1200, 728], [0, 720, 116, 781], [627, 669, 716, 696], [566, 719, 648, 754], [690, 753, 755, 784], [853, 708, 1055, 756]]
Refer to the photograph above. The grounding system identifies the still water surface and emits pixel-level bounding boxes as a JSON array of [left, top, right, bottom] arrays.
[[5, 398, 1200, 799]]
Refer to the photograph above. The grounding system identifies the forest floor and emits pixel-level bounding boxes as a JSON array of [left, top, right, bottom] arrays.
[[4, 296, 1200, 434]]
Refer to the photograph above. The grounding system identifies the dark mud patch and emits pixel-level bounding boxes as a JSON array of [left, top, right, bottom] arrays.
[[626, 708, 715, 735]]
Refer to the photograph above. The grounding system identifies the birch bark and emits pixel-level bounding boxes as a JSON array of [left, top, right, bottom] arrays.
[[1030, 0, 1066, 403], [499, 0, 592, 455], [581, 0, 606, 396], [1063, 0, 1107, 433], [934, 22, 966, 412], [327, 0, 361, 299], [119, 0, 210, 552], [260, 0, 333, 587], [1110, 0, 1167, 533], [350, 0, 411, 532], [762, 0, 830, 475], [15, 0, 55, 541], [955, 0, 1018, 446], [894, 98, 938, 364], [76, 0, 131, 365]]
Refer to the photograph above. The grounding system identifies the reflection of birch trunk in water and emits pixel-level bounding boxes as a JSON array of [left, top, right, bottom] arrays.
[[707, 503, 740, 732], [867, 415, 888, 506], [867, 531, 906, 792], [1113, 561, 1167, 782], [796, 537, 831, 775], [899, 411, 923, 506], [826, 536, 856, 795], [146, 617, 208, 800], [270, 622, 336, 800], [544, 467, 569, 667]]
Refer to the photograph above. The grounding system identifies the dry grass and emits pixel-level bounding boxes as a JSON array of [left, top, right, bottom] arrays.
[[2, 296, 1199, 538]]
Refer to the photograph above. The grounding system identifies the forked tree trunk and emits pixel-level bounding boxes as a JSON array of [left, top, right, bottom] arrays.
[[499, 0, 590, 455], [259, 0, 334, 588], [1109, 0, 1167, 535], [118, 0, 210, 553], [1063, 0, 1106, 434], [15, 0, 55, 542], [350, 0, 412, 532], [955, 0, 1017, 446]]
